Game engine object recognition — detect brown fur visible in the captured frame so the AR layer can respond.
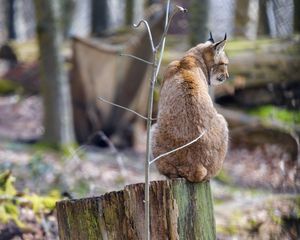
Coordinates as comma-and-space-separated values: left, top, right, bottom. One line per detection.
151, 39, 229, 182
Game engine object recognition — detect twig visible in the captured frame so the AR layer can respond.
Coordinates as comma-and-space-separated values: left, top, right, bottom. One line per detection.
133, 20, 155, 52
65, 144, 86, 164
98, 96, 156, 121
41, 213, 51, 240
150, 130, 206, 165
98, 96, 148, 120
120, 53, 154, 65
97, 131, 127, 182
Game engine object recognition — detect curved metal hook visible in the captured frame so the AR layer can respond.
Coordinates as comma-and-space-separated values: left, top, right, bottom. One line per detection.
133, 20, 155, 52
155, 5, 187, 51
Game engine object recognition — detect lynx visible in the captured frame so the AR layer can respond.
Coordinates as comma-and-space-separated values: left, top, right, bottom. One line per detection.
151, 33, 229, 182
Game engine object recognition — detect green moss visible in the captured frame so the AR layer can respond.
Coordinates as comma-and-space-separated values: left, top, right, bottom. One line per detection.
0, 79, 21, 94
283, 42, 300, 55
24, 193, 59, 213
173, 181, 216, 239
216, 210, 243, 235
215, 169, 233, 185
226, 38, 280, 57
249, 105, 300, 125
268, 208, 282, 225
217, 224, 239, 235
72, 179, 90, 196
247, 218, 258, 228
61, 143, 81, 157
214, 198, 226, 206
32, 141, 79, 156
0, 171, 17, 196
286, 195, 300, 218
11, 39, 39, 62
0, 171, 61, 227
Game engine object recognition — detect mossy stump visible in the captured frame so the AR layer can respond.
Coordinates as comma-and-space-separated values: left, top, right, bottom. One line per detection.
56, 179, 216, 240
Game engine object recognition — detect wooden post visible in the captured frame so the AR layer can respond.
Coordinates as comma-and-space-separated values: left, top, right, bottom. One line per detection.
56, 179, 216, 240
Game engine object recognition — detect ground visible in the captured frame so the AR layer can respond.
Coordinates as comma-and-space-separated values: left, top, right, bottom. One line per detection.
0, 36, 299, 239
0, 95, 299, 239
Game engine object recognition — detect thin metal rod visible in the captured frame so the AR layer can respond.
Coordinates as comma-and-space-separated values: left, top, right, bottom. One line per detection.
97, 96, 148, 120
120, 53, 154, 65
155, 0, 171, 79
129, 2, 187, 240
155, 5, 187, 52
150, 130, 207, 165
133, 19, 155, 52
144, 54, 157, 240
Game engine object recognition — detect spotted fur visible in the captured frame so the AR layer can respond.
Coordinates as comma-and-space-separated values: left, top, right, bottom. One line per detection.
151, 39, 229, 182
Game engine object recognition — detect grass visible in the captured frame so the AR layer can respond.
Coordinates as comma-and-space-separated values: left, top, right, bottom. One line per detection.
249, 105, 300, 125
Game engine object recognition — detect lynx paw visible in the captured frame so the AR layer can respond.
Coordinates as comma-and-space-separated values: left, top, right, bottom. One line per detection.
178, 164, 208, 182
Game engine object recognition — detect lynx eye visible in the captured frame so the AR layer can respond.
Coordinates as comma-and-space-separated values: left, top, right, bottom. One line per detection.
219, 63, 228, 66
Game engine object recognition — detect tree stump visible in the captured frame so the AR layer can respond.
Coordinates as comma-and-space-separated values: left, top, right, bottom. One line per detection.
56, 179, 216, 240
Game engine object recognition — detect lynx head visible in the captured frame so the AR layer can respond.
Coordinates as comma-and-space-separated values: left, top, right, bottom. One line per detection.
204, 32, 229, 86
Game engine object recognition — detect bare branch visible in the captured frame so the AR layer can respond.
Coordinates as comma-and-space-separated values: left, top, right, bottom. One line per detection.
97, 96, 148, 120
149, 130, 206, 165
133, 19, 155, 52
120, 53, 154, 65
96, 131, 127, 182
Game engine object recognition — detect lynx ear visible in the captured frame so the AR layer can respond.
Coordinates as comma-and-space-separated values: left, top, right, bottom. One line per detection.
213, 33, 227, 54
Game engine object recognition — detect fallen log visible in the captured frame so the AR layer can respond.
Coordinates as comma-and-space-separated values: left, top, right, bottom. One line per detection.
56, 179, 216, 240
216, 106, 299, 161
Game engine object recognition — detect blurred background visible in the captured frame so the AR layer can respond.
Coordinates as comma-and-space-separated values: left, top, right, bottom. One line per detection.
0, 0, 299, 239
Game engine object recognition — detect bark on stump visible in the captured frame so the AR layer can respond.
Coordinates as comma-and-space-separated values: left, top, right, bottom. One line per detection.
56, 179, 216, 240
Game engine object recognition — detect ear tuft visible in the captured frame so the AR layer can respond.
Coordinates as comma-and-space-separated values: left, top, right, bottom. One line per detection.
208, 32, 214, 43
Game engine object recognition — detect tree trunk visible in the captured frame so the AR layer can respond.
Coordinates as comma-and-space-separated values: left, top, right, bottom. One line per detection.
34, 0, 75, 147
245, 0, 259, 40
294, 0, 300, 33
126, 0, 134, 25
234, 0, 250, 37
126, 0, 144, 26
258, 0, 269, 36
56, 179, 216, 240
91, 0, 109, 36
0, 0, 8, 43
7, 0, 16, 39
189, 0, 209, 45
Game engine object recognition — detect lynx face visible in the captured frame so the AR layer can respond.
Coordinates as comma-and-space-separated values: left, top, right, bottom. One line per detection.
210, 40, 229, 86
